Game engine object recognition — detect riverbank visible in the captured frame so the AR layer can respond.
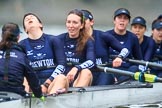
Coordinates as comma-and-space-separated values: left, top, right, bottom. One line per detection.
0, 0, 162, 27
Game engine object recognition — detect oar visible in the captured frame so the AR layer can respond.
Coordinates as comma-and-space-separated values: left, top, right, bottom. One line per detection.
97, 65, 162, 83
110, 55, 162, 69
125, 58, 162, 69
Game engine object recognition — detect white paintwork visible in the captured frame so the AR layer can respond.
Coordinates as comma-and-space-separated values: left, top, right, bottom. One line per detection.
0, 83, 162, 108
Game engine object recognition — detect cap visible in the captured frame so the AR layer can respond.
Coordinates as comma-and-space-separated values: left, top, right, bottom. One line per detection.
2, 22, 22, 37
81, 10, 93, 21
131, 16, 146, 27
152, 20, 162, 30
114, 8, 131, 19
157, 14, 162, 20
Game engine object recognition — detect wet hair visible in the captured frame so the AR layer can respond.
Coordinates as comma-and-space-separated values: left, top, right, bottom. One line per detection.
23, 13, 43, 32
0, 22, 20, 50
67, 9, 94, 53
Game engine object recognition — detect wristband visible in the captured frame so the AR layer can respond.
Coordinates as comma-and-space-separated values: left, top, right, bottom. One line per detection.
117, 55, 123, 59
75, 65, 82, 72
49, 76, 54, 82
43, 82, 50, 88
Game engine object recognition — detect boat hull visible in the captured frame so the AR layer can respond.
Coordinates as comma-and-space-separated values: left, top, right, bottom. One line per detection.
0, 82, 162, 108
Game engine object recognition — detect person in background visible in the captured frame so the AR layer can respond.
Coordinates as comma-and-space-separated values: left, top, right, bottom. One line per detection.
150, 19, 162, 77
19, 13, 68, 94
157, 14, 162, 21
131, 16, 156, 61
105, 8, 143, 82
57, 9, 95, 87
0, 22, 43, 98
81, 9, 129, 85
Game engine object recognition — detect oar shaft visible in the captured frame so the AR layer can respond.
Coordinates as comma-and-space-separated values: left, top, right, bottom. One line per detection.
110, 55, 162, 69
97, 66, 134, 77
97, 66, 162, 83
155, 77, 162, 82
126, 59, 162, 69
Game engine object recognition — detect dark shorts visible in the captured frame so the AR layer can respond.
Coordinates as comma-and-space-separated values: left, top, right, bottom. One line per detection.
114, 65, 139, 82
92, 71, 115, 86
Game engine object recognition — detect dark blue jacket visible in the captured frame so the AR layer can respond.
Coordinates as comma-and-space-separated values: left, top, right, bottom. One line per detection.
140, 35, 156, 61
0, 45, 42, 97
151, 42, 162, 71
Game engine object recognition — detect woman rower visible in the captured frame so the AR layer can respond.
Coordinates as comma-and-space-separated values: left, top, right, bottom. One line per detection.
0, 22, 43, 98
81, 9, 129, 85
19, 13, 68, 94
57, 9, 95, 88
105, 8, 143, 82
131, 16, 156, 61
150, 19, 162, 77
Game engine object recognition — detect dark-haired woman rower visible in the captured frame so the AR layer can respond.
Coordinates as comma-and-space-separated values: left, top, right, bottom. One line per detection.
0, 22, 42, 98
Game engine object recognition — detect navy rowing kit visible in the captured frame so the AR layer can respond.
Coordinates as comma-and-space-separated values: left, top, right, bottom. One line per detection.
106, 29, 143, 81
150, 42, 162, 77
57, 33, 95, 74
140, 35, 156, 61
92, 30, 129, 85
94, 30, 128, 65
19, 33, 66, 83
107, 29, 143, 67
0, 45, 42, 97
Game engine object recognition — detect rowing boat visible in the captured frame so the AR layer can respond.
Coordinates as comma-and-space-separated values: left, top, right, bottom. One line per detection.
0, 81, 162, 108
1, 65, 162, 108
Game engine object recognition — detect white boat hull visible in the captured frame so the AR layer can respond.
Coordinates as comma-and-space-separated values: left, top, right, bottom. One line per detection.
0, 82, 162, 108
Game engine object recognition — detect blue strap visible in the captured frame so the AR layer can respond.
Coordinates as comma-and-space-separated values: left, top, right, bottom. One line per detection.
138, 72, 145, 82
4, 49, 10, 81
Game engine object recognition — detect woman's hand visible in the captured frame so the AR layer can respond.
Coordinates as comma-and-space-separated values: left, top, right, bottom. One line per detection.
41, 85, 48, 94
67, 67, 78, 83
112, 57, 122, 67
41, 79, 51, 94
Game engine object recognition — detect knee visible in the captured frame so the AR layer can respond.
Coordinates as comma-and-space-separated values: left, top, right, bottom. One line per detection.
81, 69, 92, 78
55, 74, 67, 82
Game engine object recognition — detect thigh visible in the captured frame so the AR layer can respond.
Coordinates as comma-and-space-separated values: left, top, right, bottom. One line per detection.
73, 69, 92, 86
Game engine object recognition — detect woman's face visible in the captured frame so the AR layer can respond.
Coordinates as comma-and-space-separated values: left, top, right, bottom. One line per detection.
114, 14, 129, 32
131, 24, 146, 40
23, 15, 42, 33
84, 19, 94, 30
152, 28, 162, 43
66, 14, 83, 38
